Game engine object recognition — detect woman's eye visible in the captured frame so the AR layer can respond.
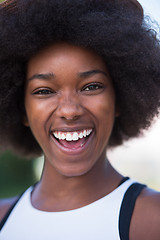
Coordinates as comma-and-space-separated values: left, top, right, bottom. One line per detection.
32, 88, 54, 95
82, 83, 104, 92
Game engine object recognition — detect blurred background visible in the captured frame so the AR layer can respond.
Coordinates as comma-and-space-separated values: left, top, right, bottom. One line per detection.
0, 0, 160, 198
108, 0, 160, 190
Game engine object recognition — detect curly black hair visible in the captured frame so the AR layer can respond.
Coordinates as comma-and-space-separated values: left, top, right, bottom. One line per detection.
0, 0, 160, 157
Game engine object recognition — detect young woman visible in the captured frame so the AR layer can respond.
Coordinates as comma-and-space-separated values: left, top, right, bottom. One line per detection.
0, 0, 160, 239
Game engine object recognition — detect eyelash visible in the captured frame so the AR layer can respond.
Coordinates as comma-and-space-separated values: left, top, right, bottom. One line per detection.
32, 88, 54, 95
32, 83, 104, 96
82, 83, 104, 92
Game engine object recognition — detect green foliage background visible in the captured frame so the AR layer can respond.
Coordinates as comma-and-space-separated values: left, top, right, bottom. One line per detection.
0, 151, 38, 198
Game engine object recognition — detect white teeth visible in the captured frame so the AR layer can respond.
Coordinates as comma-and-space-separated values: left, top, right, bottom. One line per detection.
58, 132, 62, 140
87, 129, 92, 136
66, 133, 72, 141
79, 132, 83, 139
83, 130, 87, 137
61, 133, 66, 140
72, 132, 79, 141
54, 132, 58, 138
53, 129, 93, 142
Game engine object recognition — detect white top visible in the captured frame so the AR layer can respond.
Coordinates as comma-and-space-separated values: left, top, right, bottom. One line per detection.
0, 179, 135, 240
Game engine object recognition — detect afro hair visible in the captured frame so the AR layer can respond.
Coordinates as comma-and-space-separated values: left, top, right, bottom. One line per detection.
0, 0, 160, 157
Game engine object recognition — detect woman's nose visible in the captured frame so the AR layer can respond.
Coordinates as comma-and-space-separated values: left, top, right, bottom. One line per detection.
55, 94, 84, 122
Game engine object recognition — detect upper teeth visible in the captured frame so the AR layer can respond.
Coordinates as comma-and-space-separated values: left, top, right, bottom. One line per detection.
53, 129, 93, 141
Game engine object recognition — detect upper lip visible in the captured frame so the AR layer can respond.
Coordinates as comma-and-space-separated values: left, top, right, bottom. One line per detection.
51, 126, 94, 133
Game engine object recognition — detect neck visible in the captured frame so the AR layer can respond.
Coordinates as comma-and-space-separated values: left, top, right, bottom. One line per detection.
31, 155, 122, 211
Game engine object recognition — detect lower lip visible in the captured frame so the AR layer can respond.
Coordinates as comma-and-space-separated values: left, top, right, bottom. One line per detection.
51, 132, 94, 155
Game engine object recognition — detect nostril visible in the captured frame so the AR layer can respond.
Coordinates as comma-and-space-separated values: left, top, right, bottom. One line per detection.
61, 114, 80, 121
56, 101, 83, 120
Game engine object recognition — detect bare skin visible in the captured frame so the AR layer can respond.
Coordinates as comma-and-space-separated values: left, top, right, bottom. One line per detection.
0, 43, 160, 239
1, 184, 160, 240
0, 197, 18, 221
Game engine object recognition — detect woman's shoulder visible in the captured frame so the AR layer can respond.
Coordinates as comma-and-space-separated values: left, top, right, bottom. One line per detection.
0, 196, 19, 223
130, 186, 160, 240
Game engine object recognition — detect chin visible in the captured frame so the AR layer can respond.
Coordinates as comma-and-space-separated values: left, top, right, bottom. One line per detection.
55, 162, 94, 178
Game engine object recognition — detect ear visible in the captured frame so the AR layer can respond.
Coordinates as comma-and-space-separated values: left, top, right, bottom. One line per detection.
115, 103, 120, 117
23, 115, 29, 127
115, 111, 120, 117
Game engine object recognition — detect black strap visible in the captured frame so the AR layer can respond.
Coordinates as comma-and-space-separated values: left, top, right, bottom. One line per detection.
118, 177, 130, 187
0, 180, 145, 235
119, 183, 146, 240
0, 192, 23, 231
0, 182, 38, 231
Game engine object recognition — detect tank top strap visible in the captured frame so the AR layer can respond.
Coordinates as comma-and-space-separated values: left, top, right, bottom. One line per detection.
119, 182, 146, 240
0, 177, 130, 232
0, 189, 30, 231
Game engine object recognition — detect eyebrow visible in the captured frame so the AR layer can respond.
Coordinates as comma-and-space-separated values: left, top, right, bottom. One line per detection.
78, 69, 108, 78
27, 72, 55, 81
27, 69, 108, 82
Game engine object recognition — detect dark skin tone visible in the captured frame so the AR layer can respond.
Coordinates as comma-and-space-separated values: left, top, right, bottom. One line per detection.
24, 42, 121, 211
0, 43, 160, 239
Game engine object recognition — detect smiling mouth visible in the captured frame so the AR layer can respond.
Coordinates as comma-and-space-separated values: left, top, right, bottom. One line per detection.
52, 129, 93, 150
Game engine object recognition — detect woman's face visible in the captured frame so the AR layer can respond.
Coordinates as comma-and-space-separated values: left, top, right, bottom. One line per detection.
25, 42, 117, 177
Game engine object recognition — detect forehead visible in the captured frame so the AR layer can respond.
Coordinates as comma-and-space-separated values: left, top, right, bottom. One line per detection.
27, 42, 109, 77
